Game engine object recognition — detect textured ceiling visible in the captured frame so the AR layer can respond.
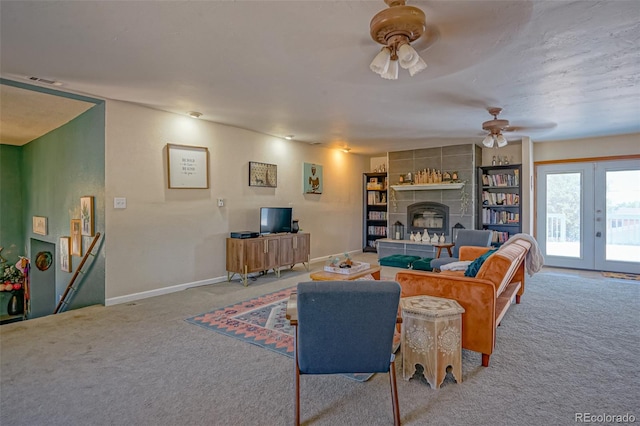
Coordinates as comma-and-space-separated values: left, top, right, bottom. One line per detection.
1, 1, 639, 153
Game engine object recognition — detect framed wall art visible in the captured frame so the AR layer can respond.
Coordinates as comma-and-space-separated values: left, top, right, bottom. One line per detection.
70, 219, 82, 256
303, 163, 323, 194
33, 216, 48, 235
249, 161, 277, 187
167, 143, 210, 189
59, 237, 71, 272
80, 196, 95, 236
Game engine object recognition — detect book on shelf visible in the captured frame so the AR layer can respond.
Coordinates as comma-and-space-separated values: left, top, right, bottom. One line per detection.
482, 171, 519, 187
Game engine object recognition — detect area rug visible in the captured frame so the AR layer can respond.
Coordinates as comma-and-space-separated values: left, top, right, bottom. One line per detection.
602, 271, 640, 281
186, 286, 398, 382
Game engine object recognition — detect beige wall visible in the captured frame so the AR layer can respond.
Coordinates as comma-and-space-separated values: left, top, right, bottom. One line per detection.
534, 133, 639, 162
104, 101, 367, 303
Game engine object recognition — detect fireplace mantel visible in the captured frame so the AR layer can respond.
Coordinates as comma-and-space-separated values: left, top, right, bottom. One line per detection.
390, 183, 464, 191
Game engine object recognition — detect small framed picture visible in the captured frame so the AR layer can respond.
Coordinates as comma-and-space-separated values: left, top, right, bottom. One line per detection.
167, 143, 210, 189
59, 237, 71, 272
303, 163, 323, 194
80, 196, 95, 236
70, 219, 82, 256
33, 216, 48, 235
249, 161, 277, 187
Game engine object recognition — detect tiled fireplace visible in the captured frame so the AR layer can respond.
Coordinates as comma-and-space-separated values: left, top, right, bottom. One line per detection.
377, 144, 481, 260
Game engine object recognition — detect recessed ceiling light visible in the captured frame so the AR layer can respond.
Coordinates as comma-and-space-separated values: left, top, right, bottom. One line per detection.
188, 111, 202, 119
342, 147, 351, 153
284, 135, 294, 140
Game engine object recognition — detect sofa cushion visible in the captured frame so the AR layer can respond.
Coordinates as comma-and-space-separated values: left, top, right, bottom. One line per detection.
379, 254, 421, 269
464, 249, 498, 277
411, 258, 433, 271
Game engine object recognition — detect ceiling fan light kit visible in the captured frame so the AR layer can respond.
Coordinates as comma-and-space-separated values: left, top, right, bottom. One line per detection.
482, 108, 512, 148
369, 0, 428, 80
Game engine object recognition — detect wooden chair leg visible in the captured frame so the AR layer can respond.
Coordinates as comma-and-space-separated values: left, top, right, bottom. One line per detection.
389, 359, 401, 426
515, 294, 521, 304
294, 326, 300, 426
482, 353, 490, 367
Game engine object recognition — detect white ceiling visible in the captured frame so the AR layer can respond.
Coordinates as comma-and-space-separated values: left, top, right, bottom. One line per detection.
1, 0, 639, 154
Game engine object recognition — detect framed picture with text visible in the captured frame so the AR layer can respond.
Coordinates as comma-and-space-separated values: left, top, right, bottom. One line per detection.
167, 143, 210, 189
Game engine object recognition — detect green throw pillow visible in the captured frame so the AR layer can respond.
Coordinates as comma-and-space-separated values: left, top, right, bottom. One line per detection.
464, 249, 498, 277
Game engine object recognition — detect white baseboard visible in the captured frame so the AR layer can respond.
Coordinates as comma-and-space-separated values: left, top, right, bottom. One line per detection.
105, 275, 228, 306
106, 249, 365, 306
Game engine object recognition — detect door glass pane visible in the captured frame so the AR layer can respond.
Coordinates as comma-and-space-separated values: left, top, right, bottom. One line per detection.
546, 173, 581, 257
605, 170, 640, 262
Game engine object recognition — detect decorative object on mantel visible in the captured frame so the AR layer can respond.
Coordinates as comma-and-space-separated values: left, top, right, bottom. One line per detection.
439, 233, 446, 243
422, 230, 430, 242
430, 233, 439, 244
391, 182, 464, 191
409, 231, 415, 241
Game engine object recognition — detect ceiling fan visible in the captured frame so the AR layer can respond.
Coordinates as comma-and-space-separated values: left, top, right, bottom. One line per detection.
481, 107, 558, 148
482, 107, 511, 148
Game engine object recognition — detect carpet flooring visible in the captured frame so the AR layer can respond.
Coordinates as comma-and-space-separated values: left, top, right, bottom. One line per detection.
186, 285, 392, 382
1, 259, 638, 426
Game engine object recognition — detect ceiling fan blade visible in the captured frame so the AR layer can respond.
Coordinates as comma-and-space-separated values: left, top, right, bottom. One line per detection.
504, 122, 558, 133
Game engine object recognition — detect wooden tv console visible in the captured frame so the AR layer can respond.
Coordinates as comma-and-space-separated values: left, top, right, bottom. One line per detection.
226, 233, 310, 286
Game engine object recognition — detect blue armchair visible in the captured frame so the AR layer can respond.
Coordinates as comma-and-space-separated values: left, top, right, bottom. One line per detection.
430, 229, 493, 271
290, 280, 402, 425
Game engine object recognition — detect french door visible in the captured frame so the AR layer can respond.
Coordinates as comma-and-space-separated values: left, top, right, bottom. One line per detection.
536, 159, 640, 273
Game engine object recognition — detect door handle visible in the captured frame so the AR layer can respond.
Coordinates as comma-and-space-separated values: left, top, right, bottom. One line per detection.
596, 232, 602, 237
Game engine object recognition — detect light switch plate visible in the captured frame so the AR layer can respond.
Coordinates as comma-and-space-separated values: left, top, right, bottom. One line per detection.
114, 197, 127, 209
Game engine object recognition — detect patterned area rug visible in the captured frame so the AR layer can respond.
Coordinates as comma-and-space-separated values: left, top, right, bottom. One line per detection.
602, 272, 640, 281
186, 286, 396, 382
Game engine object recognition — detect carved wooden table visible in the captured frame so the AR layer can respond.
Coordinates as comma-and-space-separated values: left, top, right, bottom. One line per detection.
400, 295, 465, 389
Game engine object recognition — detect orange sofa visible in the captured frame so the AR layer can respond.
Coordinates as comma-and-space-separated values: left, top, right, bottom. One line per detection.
395, 238, 532, 367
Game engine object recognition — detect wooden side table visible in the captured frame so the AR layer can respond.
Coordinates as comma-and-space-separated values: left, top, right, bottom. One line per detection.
433, 243, 454, 258
400, 295, 465, 389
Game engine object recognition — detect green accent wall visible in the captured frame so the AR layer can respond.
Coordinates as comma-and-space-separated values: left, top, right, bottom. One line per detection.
21, 103, 106, 310
0, 145, 25, 264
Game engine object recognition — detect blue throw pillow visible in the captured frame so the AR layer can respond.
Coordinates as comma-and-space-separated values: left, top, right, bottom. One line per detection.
464, 249, 498, 277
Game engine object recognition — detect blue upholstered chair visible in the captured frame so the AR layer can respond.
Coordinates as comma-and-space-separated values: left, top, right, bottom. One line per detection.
430, 229, 493, 271
292, 280, 401, 426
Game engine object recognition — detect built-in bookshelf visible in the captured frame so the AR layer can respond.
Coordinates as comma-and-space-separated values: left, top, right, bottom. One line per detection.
363, 172, 388, 252
477, 164, 522, 245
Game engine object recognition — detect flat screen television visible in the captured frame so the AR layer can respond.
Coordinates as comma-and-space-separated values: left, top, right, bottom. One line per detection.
260, 207, 293, 235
